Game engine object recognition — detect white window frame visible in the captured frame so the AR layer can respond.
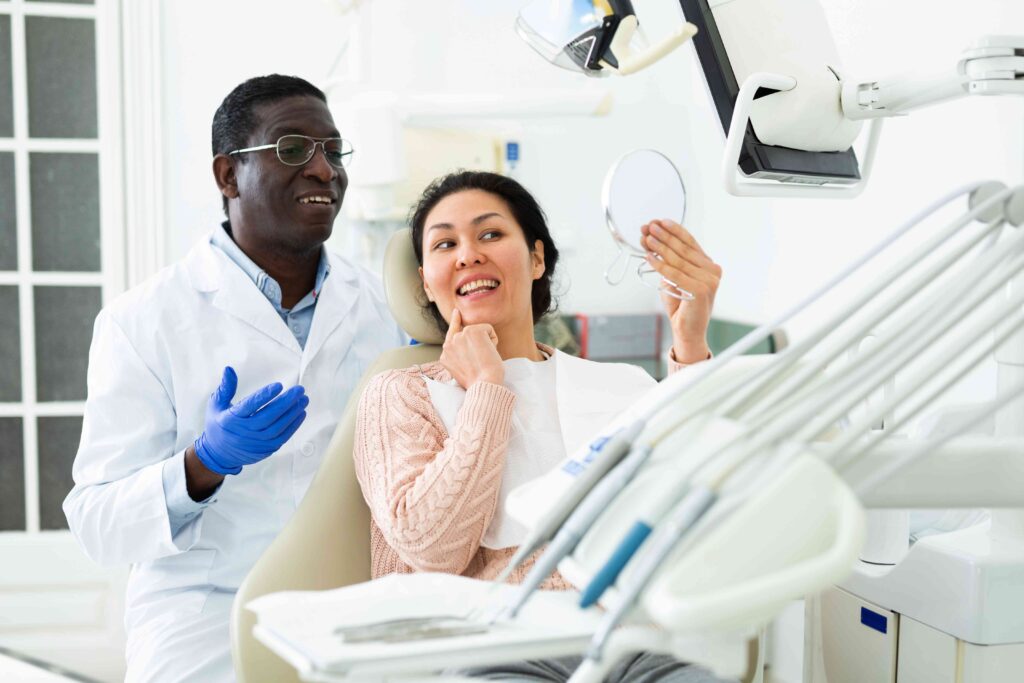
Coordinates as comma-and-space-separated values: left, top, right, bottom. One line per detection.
0, 0, 125, 535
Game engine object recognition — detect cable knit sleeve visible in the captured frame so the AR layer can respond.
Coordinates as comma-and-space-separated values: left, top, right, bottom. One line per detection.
354, 369, 516, 574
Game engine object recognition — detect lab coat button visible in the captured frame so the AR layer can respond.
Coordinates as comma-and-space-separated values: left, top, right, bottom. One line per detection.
301, 442, 315, 457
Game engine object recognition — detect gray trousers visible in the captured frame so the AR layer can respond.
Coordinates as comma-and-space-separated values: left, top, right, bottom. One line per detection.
446, 653, 738, 682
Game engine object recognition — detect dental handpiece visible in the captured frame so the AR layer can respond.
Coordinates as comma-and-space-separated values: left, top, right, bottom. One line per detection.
578, 479, 692, 609
579, 417, 750, 609
498, 442, 655, 620
492, 419, 647, 588
583, 485, 717, 662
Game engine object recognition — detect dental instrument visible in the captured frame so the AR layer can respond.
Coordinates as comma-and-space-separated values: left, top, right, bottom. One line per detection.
493, 420, 647, 586
718, 185, 1013, 423
499, 443, 654, 619
568, 185, 1024, 629
497, 181, 1017, 623
571, 202, 1024, 674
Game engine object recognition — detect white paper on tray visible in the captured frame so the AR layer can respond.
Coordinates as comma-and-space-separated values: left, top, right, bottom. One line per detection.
248, 573, 604, 677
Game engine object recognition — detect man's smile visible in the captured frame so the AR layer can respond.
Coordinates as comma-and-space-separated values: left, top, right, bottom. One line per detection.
296, 190, 337, 206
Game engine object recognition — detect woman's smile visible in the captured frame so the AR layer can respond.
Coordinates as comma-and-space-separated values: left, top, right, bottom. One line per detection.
456, 275, 502, 300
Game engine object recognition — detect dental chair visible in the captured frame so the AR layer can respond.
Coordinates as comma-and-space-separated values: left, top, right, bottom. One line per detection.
231, 228, 443, 683
232, 229, 774, 683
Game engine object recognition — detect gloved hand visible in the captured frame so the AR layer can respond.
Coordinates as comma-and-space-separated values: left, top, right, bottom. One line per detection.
194, 367, 309, 475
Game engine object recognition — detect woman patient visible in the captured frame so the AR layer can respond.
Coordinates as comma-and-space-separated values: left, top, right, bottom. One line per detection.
354, 171, 727, 681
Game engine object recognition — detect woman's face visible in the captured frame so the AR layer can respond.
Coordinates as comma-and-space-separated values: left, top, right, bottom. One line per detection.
420, 189, 545, 330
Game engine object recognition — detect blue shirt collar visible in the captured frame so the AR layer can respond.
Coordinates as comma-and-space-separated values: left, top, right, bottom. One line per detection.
212, 222, 330, 312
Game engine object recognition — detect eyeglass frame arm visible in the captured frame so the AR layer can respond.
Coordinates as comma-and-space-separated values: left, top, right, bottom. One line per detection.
226, 135, 354, 164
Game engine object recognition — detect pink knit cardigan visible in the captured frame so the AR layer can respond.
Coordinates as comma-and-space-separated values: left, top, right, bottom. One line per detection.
353, 359, 572, 590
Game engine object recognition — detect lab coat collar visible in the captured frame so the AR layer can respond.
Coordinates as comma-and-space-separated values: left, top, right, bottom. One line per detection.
185, 231, 362, 358
209, 245, 303, 355
299, 251, 361, 375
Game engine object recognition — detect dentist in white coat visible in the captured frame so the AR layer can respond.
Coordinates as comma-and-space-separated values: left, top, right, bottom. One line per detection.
63, 75, 404, 682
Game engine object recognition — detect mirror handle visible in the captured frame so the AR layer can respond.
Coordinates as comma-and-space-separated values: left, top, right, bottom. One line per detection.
604, 248, 631, 286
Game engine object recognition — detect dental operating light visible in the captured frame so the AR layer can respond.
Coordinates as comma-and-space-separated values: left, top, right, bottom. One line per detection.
516, 0, 697, 76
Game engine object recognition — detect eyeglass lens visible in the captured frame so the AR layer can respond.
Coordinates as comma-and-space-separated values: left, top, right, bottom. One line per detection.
276, 135, 352, 168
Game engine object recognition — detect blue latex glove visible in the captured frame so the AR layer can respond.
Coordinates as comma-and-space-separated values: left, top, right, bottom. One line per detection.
194, 367, 309, 475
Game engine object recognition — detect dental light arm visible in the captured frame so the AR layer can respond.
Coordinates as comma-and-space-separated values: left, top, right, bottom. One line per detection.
602, 16, 697, 75
842, 36, 1024, 120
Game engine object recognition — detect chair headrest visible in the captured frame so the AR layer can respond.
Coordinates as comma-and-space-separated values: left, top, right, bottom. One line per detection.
383, 228, 445, 345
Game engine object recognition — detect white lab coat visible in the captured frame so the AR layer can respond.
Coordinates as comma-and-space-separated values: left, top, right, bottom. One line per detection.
63, 232, 404, 682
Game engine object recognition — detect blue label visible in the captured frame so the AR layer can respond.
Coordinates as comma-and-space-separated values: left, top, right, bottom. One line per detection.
860, 607, 887, 634
561, 434, 614, 476
505, 141, 520, 162
562, 461, 584, 476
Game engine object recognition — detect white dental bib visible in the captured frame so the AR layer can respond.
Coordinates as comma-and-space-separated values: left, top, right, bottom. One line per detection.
423, 348, 655, 549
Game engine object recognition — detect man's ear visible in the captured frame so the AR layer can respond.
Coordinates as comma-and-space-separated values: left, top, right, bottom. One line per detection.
531, 239, 546, 280
212, 155, 239, 200
419, 266, 435, 302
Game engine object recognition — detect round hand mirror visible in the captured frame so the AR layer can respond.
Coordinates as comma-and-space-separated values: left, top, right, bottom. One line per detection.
601, 149, 691, 299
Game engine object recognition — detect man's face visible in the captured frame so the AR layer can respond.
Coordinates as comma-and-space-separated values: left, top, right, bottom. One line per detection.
228, 95, 348, 254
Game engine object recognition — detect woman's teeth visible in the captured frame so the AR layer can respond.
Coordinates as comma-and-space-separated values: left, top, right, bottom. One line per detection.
458, 279, 499, 296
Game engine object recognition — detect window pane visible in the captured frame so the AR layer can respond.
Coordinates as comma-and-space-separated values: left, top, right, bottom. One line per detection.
0, 417, 25, 531
25, 16, 97, 139
38, 416, 81, 530
0, 286, 20, 402
0, 152, 15, 270
30, 153, 101, 272
0, 16, 12, 137
34, 286, 100, 402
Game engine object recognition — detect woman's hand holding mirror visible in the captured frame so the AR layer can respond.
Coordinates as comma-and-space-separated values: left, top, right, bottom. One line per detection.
641, 219, 721, 364
602, 148, 720, 363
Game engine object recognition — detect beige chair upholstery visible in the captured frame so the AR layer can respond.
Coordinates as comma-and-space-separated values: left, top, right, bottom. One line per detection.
231, 228, 443, 683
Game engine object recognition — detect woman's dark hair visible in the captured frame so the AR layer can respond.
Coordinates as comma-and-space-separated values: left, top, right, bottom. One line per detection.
409, 171, 560, 332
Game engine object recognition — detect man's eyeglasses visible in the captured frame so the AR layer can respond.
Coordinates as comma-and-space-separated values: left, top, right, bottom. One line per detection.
228, 135, 354, 168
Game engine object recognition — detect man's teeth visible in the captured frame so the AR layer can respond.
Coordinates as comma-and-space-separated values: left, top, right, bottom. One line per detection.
298, 196, 334, 204
458, 279, 499, 295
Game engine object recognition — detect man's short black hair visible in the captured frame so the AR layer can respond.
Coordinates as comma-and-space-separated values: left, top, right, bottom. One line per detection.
211, 74, 327, 214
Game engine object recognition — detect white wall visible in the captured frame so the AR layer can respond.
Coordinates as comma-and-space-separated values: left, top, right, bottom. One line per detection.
158, 0, 1023, 331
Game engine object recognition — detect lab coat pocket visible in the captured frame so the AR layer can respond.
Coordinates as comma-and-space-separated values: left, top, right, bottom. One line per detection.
142, 548, 218, 616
